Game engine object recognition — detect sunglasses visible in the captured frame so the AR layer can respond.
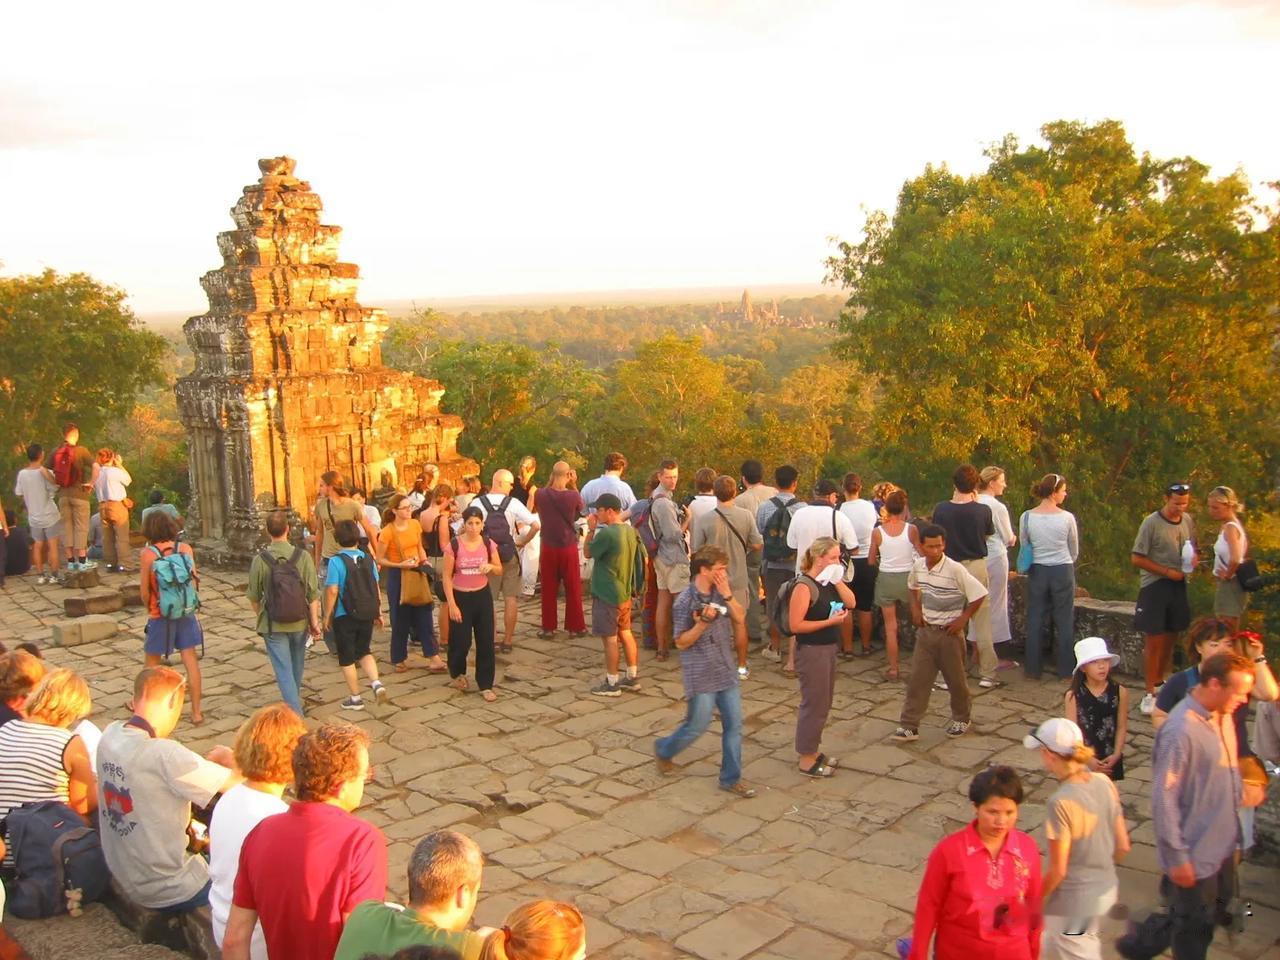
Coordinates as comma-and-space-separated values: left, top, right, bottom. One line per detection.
1166, 483, 1191, 494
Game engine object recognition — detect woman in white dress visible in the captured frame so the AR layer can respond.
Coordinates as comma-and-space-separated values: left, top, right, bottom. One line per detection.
974, 466, 1016, 666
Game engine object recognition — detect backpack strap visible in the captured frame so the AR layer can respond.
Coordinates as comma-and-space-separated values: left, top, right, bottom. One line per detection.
289, 545, 304, 566
498, 494, 513, 513
474, 496, 492, 515
715, 508, 749, 554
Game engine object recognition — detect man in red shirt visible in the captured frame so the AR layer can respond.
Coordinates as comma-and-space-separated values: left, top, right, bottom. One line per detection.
222, 722, 387, 960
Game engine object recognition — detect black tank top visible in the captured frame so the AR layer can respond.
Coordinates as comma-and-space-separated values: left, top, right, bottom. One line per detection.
797, 579, 841, 646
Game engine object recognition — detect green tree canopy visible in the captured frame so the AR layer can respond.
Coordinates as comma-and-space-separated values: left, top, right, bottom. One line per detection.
826, 120, 1280, 587
0, 269, 168, 468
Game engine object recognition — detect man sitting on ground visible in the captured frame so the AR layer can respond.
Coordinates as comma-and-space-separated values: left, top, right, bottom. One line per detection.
335, 829, 491, 960
97, 666, 240, 913
0, 649, 48, 728
223, 721, 387, 960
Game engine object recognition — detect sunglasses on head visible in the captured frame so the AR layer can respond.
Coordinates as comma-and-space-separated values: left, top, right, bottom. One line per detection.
1166, 483, 1191, 494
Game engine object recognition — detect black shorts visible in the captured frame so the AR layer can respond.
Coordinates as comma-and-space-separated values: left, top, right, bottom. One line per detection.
1133, 578, 1190, 635
333, 615, 374, 667
849, 558, 878, 612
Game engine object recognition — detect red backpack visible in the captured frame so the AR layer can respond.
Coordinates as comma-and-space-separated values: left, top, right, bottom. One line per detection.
52, 444, 78, 488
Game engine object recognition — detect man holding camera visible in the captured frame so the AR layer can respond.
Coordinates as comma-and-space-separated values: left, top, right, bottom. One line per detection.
653, 545, 756, 798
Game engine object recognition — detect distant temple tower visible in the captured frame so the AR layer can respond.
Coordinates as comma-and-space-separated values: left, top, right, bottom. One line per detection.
176, 157, 477, 559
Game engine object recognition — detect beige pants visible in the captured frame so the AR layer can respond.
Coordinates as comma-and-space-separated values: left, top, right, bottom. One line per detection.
961, 557, 996, 679
100, 501, 131, 569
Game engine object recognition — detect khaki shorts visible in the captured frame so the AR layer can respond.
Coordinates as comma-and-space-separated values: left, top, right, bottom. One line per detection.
654, 557, 690, 593
874, 570, 911, 607
488, 554, 522, 599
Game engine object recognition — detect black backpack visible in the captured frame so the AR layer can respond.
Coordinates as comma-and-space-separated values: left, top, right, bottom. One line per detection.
4, 800, 110, 918
339, 552, 380, 621
259, 546, 309, 626
769, 573, 823, 637
762, 497, 802, 562
474, 495, 519, 561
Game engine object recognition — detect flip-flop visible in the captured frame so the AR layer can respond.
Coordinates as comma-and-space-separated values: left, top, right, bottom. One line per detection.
799, 760, 834, 778
815, 753, 840, 770
452, 676, 469, 692
427, 663, 448, 674
481, 689, 497, 702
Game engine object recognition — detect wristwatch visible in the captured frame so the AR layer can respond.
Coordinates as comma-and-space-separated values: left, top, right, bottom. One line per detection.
1256, 656, 1269, 664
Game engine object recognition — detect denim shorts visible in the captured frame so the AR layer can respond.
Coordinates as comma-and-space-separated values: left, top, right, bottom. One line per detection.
144, 616, 203, 656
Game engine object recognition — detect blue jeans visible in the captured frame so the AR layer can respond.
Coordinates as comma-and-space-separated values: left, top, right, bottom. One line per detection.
385, 567, 437, 663
264, 630, 307, 715
1025, 562, 1076, 679
655, 686, 743, 787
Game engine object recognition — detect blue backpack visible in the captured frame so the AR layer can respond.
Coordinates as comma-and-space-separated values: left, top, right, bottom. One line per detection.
4, 800, 110, 918
148, 544, 200, 619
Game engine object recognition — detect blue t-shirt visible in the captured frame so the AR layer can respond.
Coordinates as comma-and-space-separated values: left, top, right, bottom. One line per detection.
324, 549, 380, 619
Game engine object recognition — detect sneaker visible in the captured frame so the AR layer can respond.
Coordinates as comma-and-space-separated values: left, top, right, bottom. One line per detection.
1139, 693, 1156, 715
36, 574, 48, 585
617, 676, 642, 693
66, 561, 80, 573
719, 781, 757, 798
80, 559, 97, 570
371, 681, 389, 703
305, 636, 315, 650
889, 727, 919, 742
341, 696, 365, 711
945, 720, 971, 737
978, 677, 1002, 689
654, 748, 675, 775
933, 678, 949, 691
591, 679, 622, 698
737, 665, 750, 680
760, 645, 781, 663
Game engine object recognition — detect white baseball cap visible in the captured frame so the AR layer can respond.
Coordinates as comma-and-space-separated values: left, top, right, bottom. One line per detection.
1073, 636, 1120, 673
1023, 717, 1084, 756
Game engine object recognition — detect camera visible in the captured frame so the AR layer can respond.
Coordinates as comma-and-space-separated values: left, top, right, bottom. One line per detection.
692, 601, 728, 620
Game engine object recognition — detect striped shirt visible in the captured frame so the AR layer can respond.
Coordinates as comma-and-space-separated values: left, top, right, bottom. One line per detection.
0, 719, 74, 863
907, 555, 988, 626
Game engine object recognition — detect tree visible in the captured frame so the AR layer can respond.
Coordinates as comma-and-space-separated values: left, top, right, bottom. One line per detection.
0, 269, 168, 469
826, 120, 1280, 591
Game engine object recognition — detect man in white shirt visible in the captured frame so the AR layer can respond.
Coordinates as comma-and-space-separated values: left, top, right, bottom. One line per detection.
786, 479, 858, 576
14, 443, 63, 584
472, 470, 540, 653
687, 468, 718, 526
839, 473, 879, 658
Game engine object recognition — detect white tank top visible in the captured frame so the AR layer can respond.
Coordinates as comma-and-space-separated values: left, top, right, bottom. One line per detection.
877, 523, 916, 573
1214, 520, 1246, 576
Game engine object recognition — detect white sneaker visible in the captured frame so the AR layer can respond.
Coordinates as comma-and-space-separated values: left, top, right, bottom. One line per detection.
371, 681, 389, 703
933, 678, 949, 691
1140, 693, 1156, 715
36, 574, 48, 585
760, 646, 781, 663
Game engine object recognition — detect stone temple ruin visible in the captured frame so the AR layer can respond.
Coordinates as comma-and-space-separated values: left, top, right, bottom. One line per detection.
176, 157, 477, 559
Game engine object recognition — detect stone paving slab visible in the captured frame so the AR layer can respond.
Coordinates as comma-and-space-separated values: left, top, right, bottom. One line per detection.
1, 566, 1278, 958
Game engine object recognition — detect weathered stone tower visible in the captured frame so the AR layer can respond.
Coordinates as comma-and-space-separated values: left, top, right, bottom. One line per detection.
176, 157, 477, 559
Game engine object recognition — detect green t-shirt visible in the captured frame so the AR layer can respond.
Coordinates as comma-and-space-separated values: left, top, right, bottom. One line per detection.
589, 522, 641, 604
1132, 509, 1195, 589
334, 901, 486, 960
246, 540, 320, 635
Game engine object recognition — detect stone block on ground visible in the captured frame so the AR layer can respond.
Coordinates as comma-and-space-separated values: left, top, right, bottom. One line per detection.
60, 567, 102, 590
52, 615, 119, 647
65, 589, 124, 617
119, 583, 144, 607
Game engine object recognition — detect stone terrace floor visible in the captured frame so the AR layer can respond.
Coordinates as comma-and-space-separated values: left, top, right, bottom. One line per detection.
2, 566, 1278, 960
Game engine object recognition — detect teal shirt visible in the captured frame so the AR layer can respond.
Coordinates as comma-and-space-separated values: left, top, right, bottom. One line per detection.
334, 901, 486, 960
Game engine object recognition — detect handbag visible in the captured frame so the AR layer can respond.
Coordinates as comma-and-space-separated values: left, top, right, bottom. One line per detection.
1239, 754, 1269, 808
1235, 558, 1264, 592
1016, 513, 1034, 574
400, 566, 433, 606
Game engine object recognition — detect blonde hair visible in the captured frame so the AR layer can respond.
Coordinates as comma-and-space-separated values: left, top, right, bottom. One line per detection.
802, 536, 840, 573
1208, 486, 1241, 511
977, 466, 1005, 492
480, 900, 585, 960
25, 669, 92, 729
233, 703, 307, 783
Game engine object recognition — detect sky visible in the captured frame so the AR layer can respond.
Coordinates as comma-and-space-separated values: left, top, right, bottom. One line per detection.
2, 0, 1278, 317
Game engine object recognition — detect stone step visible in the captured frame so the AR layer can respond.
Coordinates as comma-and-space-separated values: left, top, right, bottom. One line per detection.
52, 614, 119, 647
65, 589, 124, 617
61, 567, 102, 590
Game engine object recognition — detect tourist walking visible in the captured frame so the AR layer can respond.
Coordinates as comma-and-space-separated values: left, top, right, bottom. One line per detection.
536, 461, 587, 638
932, 465, 998, 688
1064, 637, 1128, 781
1131, 482, 1196, 714
908, 766, 1041, 960
868, 488, 919, 681
322, 520, 389, 711
443, 506, 502, 702
50, 423, 97, 572
209, 704, 307, 960
93, 448, 132, 573
653, 545, 755, 797
790, 536, 857, 777
1020, 473, 1080, 679
1207, 486, 1249, 630
13, 443, 62, 583
890, 524, 986, 743
839, 473, 879, 659
584, 493, 644, 697
975, 466, 1016, 659
246, 511, 322, 715
1151, 652, 1255, 960
139, 511, 204, 724
314, 470, 379, 653
377, 494, 443, 674
1024, 718, 1129, 960
514, 456, 541, 596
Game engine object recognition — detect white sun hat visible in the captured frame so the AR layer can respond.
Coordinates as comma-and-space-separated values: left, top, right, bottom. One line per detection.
1023, 717, 1085, 756
1073, 636, 1120, 673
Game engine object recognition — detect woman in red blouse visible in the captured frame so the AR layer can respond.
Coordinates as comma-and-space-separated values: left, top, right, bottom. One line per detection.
909, 766, 1042, 960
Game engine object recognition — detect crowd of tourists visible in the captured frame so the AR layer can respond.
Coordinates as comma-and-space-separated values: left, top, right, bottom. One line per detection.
1, 442, 1277, 960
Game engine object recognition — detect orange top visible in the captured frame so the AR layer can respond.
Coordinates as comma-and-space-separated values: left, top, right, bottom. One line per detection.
378, 522, 425, 565
139, 540, 196, 619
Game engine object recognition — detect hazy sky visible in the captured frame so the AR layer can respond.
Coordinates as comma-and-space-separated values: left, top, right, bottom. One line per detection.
2, 0, 1277, 315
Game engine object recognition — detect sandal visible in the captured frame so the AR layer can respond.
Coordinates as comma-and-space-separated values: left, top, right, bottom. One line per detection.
799, 759, 834, 778
656, 650, 669, 662
481, 689, 498, 703
452, 676, 469, 692
499, 642, 513, 654
815, 753, 840, 770
426, 662, 448, 674
782, 666, 797, 678
536, 630, 556, 639
394, 662, 409, 674
882, 667, 900, 681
